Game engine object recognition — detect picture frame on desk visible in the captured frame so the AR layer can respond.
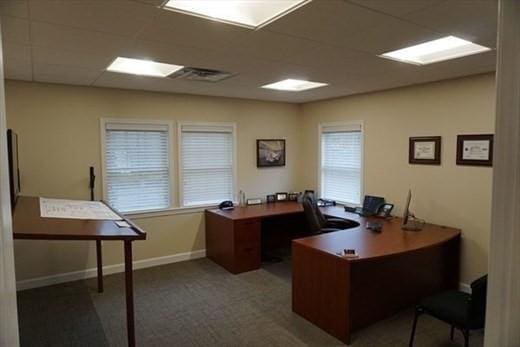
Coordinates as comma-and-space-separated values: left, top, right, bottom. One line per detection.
288, 193, 299, 201
266, 194, 276, 203
456, 134, 493, 167
276, 192, 288, 201
409, 136, 441, 165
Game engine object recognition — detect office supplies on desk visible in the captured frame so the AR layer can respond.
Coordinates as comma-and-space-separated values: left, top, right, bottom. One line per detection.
317, 198, 336, 207
366, 221, 383, 232
247, 198, 262, 205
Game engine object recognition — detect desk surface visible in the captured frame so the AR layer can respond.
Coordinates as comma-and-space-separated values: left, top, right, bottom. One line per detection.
12, 196, 146, 240
208, 202, 304, 220
207, 202, 460, 262
299, 205, 459, 262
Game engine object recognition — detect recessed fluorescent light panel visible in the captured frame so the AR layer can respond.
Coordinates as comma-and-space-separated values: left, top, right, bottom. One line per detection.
261, 79, 328, 91
380, 36, 491, 65
162, 0, 310, 29
106, 57, 184, 77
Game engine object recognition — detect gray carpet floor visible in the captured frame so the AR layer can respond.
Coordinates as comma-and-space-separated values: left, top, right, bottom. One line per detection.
17, 258, 484, 346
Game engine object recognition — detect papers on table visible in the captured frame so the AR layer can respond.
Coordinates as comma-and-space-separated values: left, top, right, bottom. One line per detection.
40, 198, 123, 220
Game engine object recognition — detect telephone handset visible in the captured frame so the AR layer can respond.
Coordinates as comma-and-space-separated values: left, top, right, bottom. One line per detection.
376, 203, 394, 218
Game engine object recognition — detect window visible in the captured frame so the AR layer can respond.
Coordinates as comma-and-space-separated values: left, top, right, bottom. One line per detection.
179, 123, 236, 207
319, 122, 363, 205
103, 120, 171, 213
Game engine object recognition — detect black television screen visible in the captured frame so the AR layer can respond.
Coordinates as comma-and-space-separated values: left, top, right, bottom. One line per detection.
7, 129, 20, 207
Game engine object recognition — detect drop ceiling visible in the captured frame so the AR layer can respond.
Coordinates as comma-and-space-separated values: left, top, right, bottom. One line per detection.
0, 0, 497, 103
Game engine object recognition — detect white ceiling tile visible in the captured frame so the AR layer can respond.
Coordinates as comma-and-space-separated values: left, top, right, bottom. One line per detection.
28, 0, 158, 37
2, 43, 32, 80
405, 0, 498, 47
0, 0, 29, 18
137, 8, 256, 51
265, 0, 393, 47
122, 39, 209, 67
347, 0, 444, 17
32, 46, 114, 71
33, 63, 101, 86
31, 21, 132, 55
0, 16, 30, 44
0, 0, 498, 103
93, 71, 198, 94
342, 18, 441, 54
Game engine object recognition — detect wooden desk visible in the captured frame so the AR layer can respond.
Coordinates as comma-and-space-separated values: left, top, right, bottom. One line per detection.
12, 196, 146, 347
205, 202, 309, 273
292, 206, 460, 344
206, 203, 460, 344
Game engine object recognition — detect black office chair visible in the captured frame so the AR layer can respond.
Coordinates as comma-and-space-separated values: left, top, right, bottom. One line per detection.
302, 193, 357, 234
409, 275, 487, 347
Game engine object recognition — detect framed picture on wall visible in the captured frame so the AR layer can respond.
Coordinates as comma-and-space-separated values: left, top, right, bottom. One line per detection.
456, 134, 494, 166
257, 139, 286, 167
409, 136, 441, 165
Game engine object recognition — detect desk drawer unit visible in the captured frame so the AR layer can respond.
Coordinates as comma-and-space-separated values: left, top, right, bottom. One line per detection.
233, 219, 261, 273
205, 210, 261, 274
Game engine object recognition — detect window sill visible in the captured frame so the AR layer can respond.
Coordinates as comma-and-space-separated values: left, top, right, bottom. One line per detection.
124, 204, 219, 219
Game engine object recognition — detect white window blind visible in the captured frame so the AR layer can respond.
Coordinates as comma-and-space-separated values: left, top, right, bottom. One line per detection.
104, 122, 170, 213
320, 123, 362, 205
180, 124, 234, 207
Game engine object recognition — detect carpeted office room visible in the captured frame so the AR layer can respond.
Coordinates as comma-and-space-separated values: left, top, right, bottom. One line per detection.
1, 1, 519, 346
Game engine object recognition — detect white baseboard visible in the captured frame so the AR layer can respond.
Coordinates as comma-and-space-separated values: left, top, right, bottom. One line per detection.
16, 249, 206, 291
459, 282, 471, 293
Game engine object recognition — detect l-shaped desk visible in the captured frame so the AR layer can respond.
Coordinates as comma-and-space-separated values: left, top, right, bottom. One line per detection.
205, 202, 460, 344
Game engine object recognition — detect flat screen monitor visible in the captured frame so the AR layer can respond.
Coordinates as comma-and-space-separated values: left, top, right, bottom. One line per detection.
7, 129, 20, 208
402, 189, 412, 226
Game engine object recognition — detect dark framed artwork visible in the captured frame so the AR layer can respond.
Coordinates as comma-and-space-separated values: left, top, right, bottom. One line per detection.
409, 136, 441, 165
257, 139, 286, 167
456, 134, 494, 166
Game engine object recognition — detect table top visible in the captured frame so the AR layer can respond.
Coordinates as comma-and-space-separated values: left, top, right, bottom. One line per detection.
12, 196, 146, 241
207, 202, 460, 262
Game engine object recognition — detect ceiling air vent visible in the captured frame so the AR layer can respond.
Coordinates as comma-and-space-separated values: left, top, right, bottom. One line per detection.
169, 67, 236, 82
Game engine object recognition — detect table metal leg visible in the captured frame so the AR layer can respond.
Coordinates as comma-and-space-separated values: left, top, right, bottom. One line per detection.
96, 240, 103, 293
124, 240, 135, 347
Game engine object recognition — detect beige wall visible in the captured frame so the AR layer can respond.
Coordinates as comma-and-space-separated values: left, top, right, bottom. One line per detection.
6, 74, 495, 285
300, 73, 495, 284
5, 80, 302, 281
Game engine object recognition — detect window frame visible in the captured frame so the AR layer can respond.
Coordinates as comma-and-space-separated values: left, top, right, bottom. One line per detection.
100, 118, 175, 214
177, 121, 238, 208
317, 121, 364, 207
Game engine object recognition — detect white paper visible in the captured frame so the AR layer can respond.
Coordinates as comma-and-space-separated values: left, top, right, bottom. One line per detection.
462, 140, 490, 160
40, 198, 122, 220
414, 141, 436, 159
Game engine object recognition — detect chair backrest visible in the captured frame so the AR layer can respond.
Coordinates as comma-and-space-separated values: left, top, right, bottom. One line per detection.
302, 193, 322, 234
469, 274, 487, 327
304, 192, 328, 227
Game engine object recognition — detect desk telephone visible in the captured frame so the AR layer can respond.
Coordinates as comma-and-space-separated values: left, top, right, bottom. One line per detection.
345, 195, 394, 218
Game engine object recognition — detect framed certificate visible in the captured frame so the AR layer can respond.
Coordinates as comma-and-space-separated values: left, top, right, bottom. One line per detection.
457, 134, 494, 166
409, 136, 441, 165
